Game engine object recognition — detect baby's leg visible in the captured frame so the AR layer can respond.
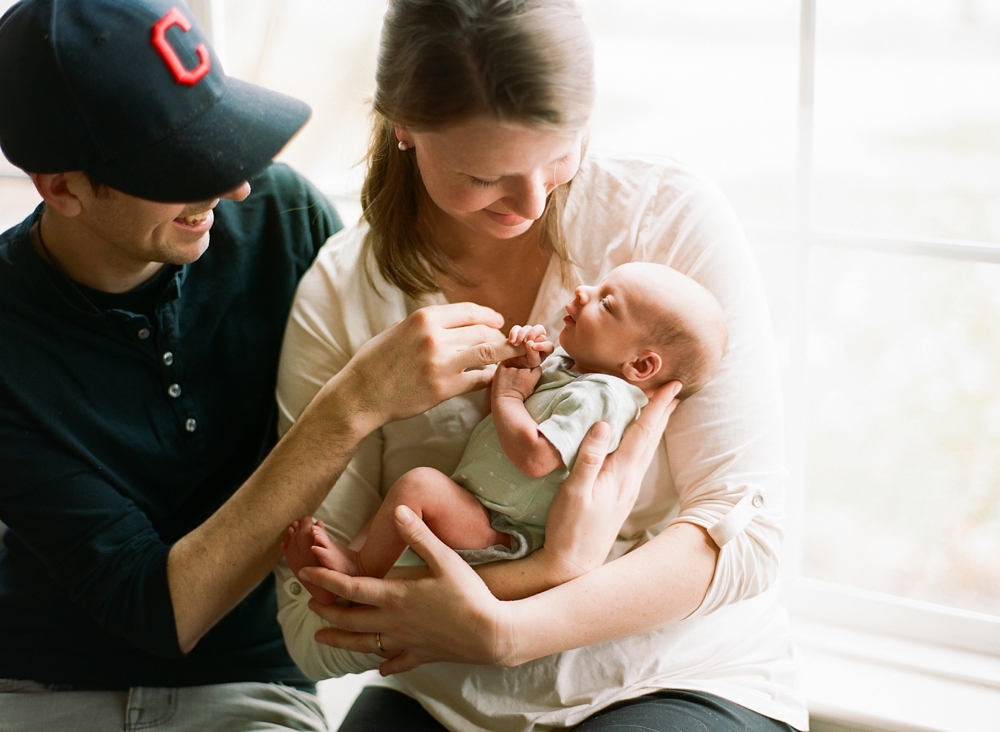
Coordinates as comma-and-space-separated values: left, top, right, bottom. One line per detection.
353, 467, 510, 578
281, 516, 339, 605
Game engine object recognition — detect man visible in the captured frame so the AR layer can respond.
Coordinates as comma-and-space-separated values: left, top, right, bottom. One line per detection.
0, 0, 346, 727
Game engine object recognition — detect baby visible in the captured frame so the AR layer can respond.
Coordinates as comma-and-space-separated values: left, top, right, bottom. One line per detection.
283, 262, 728, 602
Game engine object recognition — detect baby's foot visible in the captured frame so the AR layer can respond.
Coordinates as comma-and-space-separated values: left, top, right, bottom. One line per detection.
310, 521, 362, 578
281, 516, 339, 604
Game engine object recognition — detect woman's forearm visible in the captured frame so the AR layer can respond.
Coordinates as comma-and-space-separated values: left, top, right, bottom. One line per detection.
499, 521, 718, 665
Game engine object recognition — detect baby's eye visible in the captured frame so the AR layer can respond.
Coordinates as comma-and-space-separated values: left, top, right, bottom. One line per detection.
599, 297, 610, 311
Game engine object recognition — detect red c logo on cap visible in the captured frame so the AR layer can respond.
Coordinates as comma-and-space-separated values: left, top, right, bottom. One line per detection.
151, 7, 211, 86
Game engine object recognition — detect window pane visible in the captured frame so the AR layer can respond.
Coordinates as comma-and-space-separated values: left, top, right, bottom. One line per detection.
220, 1, 800, 230
803, 245, 1000, 616
812, 0, 1000, 243
223, 1, 384, 206
583, 0, 801, 229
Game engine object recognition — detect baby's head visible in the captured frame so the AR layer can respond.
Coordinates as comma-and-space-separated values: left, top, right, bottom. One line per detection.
559, 263, 728, 399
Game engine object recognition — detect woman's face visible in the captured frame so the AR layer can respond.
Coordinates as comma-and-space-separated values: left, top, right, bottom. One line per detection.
399, 117, 583, 242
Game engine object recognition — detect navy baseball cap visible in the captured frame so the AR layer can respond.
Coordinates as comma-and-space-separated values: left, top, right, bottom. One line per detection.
0, 0, 311, 202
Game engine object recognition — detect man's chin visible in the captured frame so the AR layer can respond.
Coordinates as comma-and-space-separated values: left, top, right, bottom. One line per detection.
165, 234, 212, 265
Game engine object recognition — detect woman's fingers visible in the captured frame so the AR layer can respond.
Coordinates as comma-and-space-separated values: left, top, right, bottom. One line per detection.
391, 505, 453, 577
299, 566, 388, 614
379, 650, 425, 676
570, 420, 611, 476
604, 380, 681, 484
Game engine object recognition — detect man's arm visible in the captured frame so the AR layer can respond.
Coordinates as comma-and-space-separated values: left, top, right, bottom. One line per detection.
168, 304, 519, 652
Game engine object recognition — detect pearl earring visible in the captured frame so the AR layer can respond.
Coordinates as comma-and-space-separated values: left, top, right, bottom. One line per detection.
397, 140, 408, 151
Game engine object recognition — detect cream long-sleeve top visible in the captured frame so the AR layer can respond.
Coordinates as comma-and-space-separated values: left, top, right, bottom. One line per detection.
273, 155, 809, 732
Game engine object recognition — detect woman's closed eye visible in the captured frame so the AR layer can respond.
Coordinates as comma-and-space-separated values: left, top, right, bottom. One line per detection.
470, 176, 500, 188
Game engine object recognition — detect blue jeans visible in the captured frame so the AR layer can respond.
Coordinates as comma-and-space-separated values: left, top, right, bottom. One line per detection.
0, 680, 327, 731
337, 687, 799, 732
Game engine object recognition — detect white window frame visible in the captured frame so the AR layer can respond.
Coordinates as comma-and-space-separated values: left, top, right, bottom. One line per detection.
778, 2, 1000, 729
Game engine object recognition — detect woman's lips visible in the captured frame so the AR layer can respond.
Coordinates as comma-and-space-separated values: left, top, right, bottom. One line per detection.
484, 209, 529, 227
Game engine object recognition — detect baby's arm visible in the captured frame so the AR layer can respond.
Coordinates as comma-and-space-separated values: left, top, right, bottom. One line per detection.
492, 325, 562, 478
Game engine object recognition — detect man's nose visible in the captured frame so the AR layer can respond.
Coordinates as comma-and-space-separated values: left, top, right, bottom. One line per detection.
220, 181, 251, 201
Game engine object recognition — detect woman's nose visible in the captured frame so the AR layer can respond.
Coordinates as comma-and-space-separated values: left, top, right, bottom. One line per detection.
508, 172, 550, 221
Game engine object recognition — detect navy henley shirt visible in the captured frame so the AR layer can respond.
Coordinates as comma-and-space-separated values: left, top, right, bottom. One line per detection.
0, 163, 341, 689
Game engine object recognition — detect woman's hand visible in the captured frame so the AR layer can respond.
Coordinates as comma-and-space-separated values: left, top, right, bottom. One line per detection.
299, 504, 514, 675
533, 380, 683, 585
326, 303, 522, 434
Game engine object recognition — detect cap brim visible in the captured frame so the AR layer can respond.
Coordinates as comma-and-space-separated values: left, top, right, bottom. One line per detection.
87, 78, 311, 203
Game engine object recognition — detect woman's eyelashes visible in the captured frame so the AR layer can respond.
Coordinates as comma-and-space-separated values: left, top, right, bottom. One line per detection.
470, 176, 500, 188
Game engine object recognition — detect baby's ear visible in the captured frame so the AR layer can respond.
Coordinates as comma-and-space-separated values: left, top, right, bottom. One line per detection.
622, 351, 662, 383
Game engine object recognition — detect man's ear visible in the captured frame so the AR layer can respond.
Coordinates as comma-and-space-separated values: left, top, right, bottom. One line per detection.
622, 350, 663, 383
30, 172, 85, 218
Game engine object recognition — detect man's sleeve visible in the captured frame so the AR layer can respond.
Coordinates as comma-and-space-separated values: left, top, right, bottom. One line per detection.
0, 398, 182, 658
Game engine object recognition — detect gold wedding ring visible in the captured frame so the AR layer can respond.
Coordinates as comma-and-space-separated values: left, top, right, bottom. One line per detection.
375, 632, 385, 653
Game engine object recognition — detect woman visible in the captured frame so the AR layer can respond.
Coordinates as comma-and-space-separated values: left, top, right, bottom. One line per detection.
274, 1, 807, 730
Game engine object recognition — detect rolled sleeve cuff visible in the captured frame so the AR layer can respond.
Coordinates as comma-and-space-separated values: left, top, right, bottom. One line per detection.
667, 490, 778, 618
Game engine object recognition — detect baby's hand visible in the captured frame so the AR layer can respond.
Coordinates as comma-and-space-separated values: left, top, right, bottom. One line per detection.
504, 324, 555, 369
493, 361, 544, 402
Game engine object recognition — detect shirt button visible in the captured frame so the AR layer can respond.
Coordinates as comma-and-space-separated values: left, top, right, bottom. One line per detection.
752, 494, 765, 508
168, 383, 182, 398
185, 418, 197, 432
290, 582, 302, 596
162, 351, 174, 366
137, 328, 150, 339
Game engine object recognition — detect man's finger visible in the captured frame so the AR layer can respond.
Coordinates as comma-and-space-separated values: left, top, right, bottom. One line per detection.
432, 302, 505, 329
457, 339, 521, 369
456, 367, 496, 395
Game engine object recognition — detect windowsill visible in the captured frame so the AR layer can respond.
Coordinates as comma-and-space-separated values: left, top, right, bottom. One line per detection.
787, 582, 1000, 732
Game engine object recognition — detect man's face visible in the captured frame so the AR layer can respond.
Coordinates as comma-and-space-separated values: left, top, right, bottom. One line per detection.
75, 180, 250, 267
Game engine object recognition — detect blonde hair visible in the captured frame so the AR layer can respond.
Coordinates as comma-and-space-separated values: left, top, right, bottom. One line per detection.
361, 0, 595, 297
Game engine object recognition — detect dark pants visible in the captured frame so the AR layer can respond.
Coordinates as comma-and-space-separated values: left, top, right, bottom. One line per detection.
338, 686, 798, 732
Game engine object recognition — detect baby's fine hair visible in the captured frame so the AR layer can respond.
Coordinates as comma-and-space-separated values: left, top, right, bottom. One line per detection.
630, 264, 728, 400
